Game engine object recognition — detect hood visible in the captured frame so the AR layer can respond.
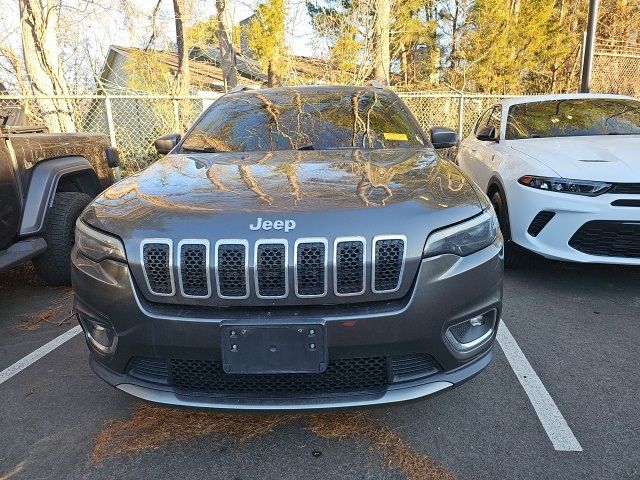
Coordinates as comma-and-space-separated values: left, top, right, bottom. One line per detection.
83, 148, 483, 242
83, 148, 486, 308
508, 136, 640, 182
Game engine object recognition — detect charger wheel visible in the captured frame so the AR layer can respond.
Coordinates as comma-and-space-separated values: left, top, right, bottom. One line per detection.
490, 190, 527, 269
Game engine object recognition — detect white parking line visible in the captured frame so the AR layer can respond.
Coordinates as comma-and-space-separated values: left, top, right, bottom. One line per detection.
497, 321, 583, 452
0, 325, 82, 386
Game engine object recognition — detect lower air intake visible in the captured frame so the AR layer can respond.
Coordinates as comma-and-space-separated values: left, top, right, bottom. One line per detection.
569, 221, 640, 258
527, 211, 555, 237
170, 357, 388, 396
390, 354, 439, 382
127, 354, 440, 397
127, 357, 169, 385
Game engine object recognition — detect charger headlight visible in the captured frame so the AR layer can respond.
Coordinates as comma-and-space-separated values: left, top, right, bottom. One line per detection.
423, 209, 499, 257
518, 176, 611, 196
75, 219, 126, 263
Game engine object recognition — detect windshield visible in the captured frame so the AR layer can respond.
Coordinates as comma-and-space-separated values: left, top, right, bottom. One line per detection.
505, 98, 640, 140
180, 89, 427, 152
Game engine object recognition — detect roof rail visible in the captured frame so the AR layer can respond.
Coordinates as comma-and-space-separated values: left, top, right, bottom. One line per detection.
364, 80, 387, 89
228, 84, 249, 94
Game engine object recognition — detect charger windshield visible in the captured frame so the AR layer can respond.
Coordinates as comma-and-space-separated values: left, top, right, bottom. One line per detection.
505, 98, 640, 140
180, 88, 426, 152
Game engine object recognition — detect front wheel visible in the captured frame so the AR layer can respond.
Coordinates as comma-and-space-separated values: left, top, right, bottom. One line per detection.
490, 190, 527, 269
33, 192, 92, 285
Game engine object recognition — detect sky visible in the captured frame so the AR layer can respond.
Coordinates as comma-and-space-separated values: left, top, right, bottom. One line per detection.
0, 0, 316, 91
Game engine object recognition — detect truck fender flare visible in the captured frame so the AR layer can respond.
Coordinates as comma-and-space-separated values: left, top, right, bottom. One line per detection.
20, 156, 94, 236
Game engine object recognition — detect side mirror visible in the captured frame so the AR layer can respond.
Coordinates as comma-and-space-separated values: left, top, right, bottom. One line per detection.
154, 133, 181, 155
476, 126, 498, 142
430, 127, 459, 149
105, 147, 120, 168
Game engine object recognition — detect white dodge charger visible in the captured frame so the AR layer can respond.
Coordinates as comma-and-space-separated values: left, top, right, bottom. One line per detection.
457, 93, 640, 267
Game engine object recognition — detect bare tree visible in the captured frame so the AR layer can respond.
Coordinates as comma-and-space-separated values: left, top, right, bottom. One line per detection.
145, 0, 163, 50
172, 0, 190, 95
372, 0, 391, 84
19, 0, 75, 132
216, 0, 238, 90
0, 45, 28, 95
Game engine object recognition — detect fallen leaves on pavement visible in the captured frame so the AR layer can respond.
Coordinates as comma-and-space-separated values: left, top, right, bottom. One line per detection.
92, 404, 455, 480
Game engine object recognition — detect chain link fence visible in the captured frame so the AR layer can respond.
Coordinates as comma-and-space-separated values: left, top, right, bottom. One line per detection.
0, 94, 222, 174
592, 54, 640, 96
2, 92, 510, 173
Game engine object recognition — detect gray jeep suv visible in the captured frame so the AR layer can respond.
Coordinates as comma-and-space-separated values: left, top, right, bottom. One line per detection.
71, 85, 503, 410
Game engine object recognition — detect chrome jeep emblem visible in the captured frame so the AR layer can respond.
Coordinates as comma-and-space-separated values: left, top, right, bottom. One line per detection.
249, 217, 296, 232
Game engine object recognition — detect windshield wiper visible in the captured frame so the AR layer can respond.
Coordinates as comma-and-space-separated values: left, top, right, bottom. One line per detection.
181, 146, 217, 153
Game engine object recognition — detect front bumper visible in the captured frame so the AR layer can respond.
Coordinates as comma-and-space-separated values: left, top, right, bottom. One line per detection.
71, 239, 503, 410
508, 184, 640, 264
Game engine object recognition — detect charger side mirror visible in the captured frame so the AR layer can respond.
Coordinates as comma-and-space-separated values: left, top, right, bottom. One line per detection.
430, 126, 459, 149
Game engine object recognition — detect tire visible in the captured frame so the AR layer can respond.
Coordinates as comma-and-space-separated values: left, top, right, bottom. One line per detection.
33, 191, 92, 285
490, 190, 528, 269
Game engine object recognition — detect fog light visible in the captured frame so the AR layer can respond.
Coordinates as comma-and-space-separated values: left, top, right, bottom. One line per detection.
78, 314, 117, 354
445, 310, 496, 352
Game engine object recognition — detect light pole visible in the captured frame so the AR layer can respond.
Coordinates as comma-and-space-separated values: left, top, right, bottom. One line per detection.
580, 0, 599, 93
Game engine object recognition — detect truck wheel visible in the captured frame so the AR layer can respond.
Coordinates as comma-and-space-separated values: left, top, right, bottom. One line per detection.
490, 190, 527, 269
33, 192, 92, 286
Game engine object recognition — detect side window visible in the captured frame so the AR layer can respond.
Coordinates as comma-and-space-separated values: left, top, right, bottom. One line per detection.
487, 106, 502, 138
474, 109, 492, 135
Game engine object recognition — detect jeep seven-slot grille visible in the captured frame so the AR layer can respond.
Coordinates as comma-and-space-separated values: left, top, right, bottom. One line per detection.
179, 243, 209, 297
335, 239, 365, 295
217, 243, 248, 298
142, 242, 173, 295
296, 241, 326, 296
256, 243, 287, 297
141, 236, 406, 300
373, 238, 405, 292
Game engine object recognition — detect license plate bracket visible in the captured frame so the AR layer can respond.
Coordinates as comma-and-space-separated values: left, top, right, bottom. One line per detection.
221, 324, 326, 374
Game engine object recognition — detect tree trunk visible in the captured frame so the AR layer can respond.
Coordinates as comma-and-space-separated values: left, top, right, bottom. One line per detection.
267, 60, 275, 87
450, 0, 460, 71
172, 0, 190, 95
510, 0, 521, 21
400, 45, 408, 85
19, 0, 75, 132
372, 0, 391, 84
216, 0, 238, 90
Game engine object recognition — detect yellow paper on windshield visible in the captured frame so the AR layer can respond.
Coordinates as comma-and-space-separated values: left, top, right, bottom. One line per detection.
383, 132, 408, 141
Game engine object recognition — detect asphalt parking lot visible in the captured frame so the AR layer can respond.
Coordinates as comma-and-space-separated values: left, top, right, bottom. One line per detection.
1, 259, 639, 480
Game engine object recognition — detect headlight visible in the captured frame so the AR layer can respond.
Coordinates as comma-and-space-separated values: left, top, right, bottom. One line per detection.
75, 219, 126, 262
518, 176, 612, 196
423, 209, 498, 257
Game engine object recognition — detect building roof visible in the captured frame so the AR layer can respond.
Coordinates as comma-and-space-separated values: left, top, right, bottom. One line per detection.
98, 45, 350, 94
98, 45, 263, 93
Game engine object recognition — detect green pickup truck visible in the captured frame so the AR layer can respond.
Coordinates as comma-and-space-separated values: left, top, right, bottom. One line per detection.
0, 104, 118, 284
